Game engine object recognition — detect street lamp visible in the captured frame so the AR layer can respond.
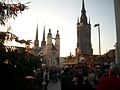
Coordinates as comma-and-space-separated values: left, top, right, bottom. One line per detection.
94, 24, 101, 56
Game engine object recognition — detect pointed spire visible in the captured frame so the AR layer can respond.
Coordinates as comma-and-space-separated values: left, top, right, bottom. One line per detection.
48, 28, 52, 35
80, 0, 87, 24
41, 25, 46, 46
34, 24, 39, 47
35, 24, 38, 41
81, 0, 86, 14
70, 52, 71, 56
47, 28, 52, 38
43, 25, 45, 41
56, 30, 60, 38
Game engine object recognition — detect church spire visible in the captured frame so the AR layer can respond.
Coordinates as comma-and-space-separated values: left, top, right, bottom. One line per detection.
56, 30, 60, 38
35, 24, 38, 41
81, 0, 86, 14
34, 24, 39, 47
43, 25, 45, 41
48, 28, 52, 37
80, 0, 87, 24
41, 25, 46, 46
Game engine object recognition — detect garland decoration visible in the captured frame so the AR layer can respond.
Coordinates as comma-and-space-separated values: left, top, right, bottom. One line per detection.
0, 0, 30, 25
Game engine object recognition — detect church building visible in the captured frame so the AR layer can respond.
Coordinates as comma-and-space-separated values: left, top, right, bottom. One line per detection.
63, 0, 93, 66
32, 25, 60, 66
76, 0, 93, 60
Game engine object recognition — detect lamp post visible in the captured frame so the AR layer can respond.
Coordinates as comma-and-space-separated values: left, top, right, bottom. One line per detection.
94, 24, 101, 56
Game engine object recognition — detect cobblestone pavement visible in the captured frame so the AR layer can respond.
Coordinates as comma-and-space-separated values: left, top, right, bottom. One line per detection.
47, 79, 61, 90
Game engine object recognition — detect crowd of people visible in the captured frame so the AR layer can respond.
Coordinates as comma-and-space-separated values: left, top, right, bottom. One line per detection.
31, 61, 120, 90
60, 63, 120, 90
32, 65, 61, 90
1, 59, 120, 90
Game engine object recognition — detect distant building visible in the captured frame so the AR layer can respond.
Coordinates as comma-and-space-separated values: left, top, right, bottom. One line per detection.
63, 52, 77, 65
114, 0, 120, 65
32, 25, 60, 66
76, 0, 93, 60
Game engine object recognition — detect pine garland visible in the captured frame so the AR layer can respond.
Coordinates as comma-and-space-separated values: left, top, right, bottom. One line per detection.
0, 1, 30, 25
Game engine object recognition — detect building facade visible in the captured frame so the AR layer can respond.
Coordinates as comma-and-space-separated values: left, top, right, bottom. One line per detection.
32, 25, 60, 66
76, 0, 93, 58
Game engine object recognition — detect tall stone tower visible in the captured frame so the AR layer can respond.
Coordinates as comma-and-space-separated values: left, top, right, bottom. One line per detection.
32, 24, 40, 56
55, 30, 60, 64
46, 29, 60, 66
76, 0, 93, 56
46, 29, 53, 65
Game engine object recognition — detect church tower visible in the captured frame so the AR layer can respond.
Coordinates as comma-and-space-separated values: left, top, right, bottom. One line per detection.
32, 24, 40, 56
40, 26, 46, 56
46, 29, 52, 65
34, 24, 39, 48
55, 30, 60, 64
76, 0, 93, 56
46, 29, 60, 66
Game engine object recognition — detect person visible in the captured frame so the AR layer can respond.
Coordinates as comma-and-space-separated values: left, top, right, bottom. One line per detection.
88, 70, 98, 90
72, 73, 93, 90
60, 67, 73, 90
96, 65, 120, 90
42, 67, 50, 90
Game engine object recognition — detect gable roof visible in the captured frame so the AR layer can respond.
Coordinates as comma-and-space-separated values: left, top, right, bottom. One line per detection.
51, 43, 57, 50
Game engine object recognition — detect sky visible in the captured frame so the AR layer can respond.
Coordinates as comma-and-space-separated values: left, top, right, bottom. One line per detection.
0, 0, 116, 57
